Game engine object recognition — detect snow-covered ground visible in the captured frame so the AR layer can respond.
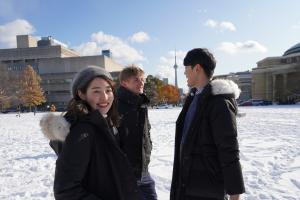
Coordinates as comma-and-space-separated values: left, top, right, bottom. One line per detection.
0, 105, 300, 200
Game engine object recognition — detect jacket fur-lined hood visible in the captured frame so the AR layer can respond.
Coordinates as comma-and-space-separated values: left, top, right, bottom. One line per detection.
40, 113, 70, 142
40, 112, 116, 142
210, 79, 241, 99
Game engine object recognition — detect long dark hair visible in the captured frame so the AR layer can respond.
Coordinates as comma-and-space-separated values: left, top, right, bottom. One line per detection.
66, 75, 119, 127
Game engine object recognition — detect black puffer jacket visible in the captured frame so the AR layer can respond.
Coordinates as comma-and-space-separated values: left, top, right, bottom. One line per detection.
170, 79, 245, 200
40, 110, 141, 200
117, 86, 152, 179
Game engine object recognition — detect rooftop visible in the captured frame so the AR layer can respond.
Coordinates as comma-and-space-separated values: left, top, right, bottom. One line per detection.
283, 43, 300, 56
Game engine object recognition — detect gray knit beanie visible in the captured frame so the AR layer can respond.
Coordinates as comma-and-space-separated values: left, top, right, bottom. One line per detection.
71, 65, 113, 97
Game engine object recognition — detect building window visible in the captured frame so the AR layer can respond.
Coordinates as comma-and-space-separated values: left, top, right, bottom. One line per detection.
281, 59, 287, 64
13, 60, 22, 63
65, 79, 72, 83
42, 79, 72, 84
51, 90, 70, 95
2, 60, 11, 64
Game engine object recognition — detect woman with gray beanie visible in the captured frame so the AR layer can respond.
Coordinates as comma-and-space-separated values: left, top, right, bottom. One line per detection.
40, 66, 142, 200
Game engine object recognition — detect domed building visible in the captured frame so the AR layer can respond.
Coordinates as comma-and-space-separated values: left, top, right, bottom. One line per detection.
252, 43, 300, 103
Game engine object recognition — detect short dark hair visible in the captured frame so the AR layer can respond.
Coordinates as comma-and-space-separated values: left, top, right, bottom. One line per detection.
183, 48, 216, 78
119, 65, 144, 82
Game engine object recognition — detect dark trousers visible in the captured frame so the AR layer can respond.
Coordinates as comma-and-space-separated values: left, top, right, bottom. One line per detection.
137, 173, 157, 200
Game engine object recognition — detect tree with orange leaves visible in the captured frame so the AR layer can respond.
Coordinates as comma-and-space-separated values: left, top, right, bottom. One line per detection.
19, 65, 46, 112
158, 84, 180, 104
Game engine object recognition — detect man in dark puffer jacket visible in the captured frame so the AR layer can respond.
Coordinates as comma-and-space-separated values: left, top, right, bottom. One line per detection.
170, 48, 245, 200
117, 65, 157, 200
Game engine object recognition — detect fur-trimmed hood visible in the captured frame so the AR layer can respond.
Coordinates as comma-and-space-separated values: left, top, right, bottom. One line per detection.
40, 113, 70, 142
40, 112, 116, 142
210, 79, 241, 99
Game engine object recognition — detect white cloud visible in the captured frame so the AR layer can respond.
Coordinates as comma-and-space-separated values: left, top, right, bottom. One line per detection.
204, 19, 236, 32
291, 22, 300, 30
75, 42, 100, 56
217, 40, 268, 54
0, 19, 35, 48
205, 19, 218, 28
156, 65, 174, 83
74, 31, 145, 65
197, 9, 208, 14
52, 38, 69, 48
129, 31, 150, 43
220, 21, 236, 32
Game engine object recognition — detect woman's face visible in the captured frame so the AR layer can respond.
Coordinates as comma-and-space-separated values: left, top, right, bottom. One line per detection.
79, 77, 114, 115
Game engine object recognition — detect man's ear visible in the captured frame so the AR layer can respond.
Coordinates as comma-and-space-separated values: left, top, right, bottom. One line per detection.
194, 64, 202, 73
120, 80, 127, 87
78, 90, 86, 100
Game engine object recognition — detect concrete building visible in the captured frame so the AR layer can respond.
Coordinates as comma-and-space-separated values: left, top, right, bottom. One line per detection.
214, 71, 252, 102
162, 78, 168, 85
0, 35, 123, 110
233, 71, 252, 102
252, 43, 300, 103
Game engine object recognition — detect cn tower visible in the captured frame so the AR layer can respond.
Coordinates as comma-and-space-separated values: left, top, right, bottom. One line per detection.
174, 50, 178, 88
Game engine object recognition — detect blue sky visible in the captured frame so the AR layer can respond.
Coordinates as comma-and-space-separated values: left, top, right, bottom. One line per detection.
0, 0, 300, 90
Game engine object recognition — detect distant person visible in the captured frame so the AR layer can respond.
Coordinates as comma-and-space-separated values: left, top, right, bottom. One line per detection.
17, 105, 21, 117
40, 66, 141, 200
50, 104, 56, 112
34, 106, 37, 115
117, 65, 157, 200
170, 48, 245, 200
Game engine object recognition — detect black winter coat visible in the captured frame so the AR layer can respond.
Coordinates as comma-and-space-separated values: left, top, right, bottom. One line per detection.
50, 111, 141, 200
170, 80, 245, 200
117, 86, 152, 179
